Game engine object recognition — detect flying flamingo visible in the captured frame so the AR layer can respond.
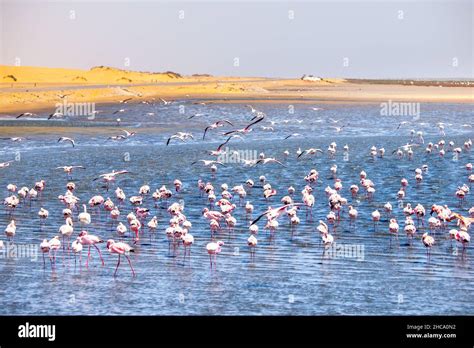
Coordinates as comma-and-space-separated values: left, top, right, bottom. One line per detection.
203, 120, 233, 140
56, 165, 85, 180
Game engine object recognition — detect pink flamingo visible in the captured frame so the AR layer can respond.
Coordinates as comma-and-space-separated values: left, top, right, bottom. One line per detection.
130, 219, 141, 243
405, 224, 416, 245
451, 229, 470, 254
40, 239, 50, 267
372, 210, 381, 230
206, 241, 224, 269
389, 218, 399, 247
116, 222, 127, 239
59, 217, 74, 249
348, 205, 358, 226
106, 239, 135, 276
71, 238, 83, 266
422, 233, 435, 258
147, 216, 158, 234
247, 234, 257, 260
78, 230, 105, 267
48, 236, 61, 266
38, 208, 49, 224
4, 220, 16, 242
182, 233, 194, 260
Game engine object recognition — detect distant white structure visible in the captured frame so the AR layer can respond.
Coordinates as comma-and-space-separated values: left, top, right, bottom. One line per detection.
301, 74, 322, 82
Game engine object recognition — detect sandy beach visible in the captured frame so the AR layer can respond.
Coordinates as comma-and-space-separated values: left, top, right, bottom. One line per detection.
0, 65, 472, 114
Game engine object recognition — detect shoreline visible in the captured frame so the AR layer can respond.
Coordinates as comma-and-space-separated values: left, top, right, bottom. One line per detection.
0, 65, 472, 115
1, 83, 472, 116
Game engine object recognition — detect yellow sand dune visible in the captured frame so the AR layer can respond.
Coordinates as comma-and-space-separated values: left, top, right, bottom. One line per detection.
0, 65, 182, 84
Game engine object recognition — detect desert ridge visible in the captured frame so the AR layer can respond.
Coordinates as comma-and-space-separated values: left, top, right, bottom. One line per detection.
0, 65, 184, 84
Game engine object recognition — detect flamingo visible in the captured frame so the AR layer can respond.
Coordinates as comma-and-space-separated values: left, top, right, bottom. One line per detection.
405, 224, 416, 245
451, 229, 470, 254
389, 219, 399, 247
384, 202, 393, 216
130, 219, 142, 243
40, 239, 50, 267
371, 210, 381, 230
421, 233, 435, 258
348, 206, 358, 226
317, 220, 329, 236
147, 216, 158, 234
203, 120, 233, 140
71, 238, 83, 266
6, 184, 17, 193
322, 232, 334, 246
247, 235, 257, 259
77, 231, 105, 267
56, 165, 85, 179
182, 233, 194, 260
78, 204, 91, 226
106, 240, 136, 277
116, 222, 127, 239
59, 217, 74, 248
206, 241, 224, 269
4, 220, 16, 242
38, 208, 49, 223
48, 236, 61, 266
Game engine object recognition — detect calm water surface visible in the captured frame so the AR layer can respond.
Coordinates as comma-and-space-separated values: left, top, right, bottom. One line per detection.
0, 101, 473, 315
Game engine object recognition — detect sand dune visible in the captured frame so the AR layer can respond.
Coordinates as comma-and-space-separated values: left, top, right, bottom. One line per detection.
0, 65, 183, 84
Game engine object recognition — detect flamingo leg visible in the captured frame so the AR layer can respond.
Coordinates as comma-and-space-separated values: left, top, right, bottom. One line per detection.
94, 244, 105, 266
86, 246, 91, 268
125, 255, 136, 276
114, 254, 121, 276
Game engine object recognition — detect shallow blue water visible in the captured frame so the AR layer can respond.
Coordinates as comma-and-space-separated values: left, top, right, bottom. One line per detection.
0, 101, 473, 315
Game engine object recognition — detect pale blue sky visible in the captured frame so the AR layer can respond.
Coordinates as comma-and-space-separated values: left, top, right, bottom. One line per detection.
0, 0, 472, 78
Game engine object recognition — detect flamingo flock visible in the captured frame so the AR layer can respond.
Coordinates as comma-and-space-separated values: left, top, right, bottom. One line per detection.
1, 103, 473, 279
